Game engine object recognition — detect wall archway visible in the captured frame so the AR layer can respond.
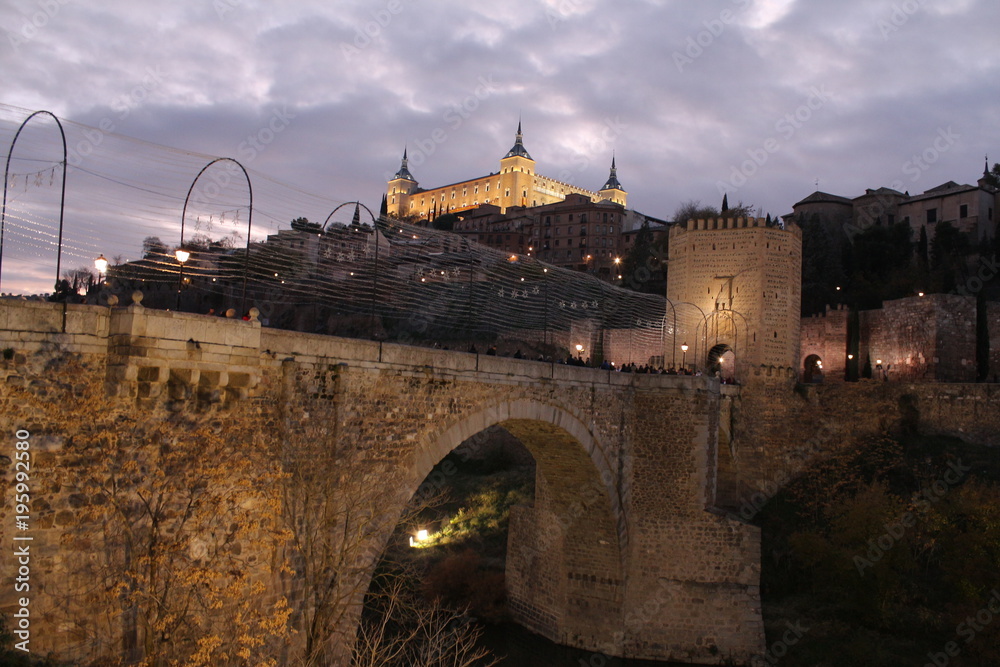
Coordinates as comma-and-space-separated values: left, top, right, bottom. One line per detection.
803, 354, 823, 383
707, 342, 735, 380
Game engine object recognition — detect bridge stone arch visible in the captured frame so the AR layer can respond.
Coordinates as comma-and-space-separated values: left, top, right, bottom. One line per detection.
400, 397, 628, 652
413, 398, 627, 542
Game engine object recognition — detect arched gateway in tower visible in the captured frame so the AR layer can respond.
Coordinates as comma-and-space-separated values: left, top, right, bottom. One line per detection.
667, 216, 803, 381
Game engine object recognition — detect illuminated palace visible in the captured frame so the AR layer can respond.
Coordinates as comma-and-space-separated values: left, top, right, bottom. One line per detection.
385, 122, 627, 222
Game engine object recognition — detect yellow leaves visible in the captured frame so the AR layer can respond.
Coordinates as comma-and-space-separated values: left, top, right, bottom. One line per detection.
55, 404, 293, 664
186, 634, 224, 666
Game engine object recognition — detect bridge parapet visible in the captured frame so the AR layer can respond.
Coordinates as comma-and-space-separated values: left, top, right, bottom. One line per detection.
0, 299, 109, 358
105, 297, 261, 405
0, 297, 262, 406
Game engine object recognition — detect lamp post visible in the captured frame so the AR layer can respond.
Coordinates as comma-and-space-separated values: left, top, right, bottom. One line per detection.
174, 246, 190, 310
0, 110, 67, 297
180, 158, 253, 315
320, 201, 379, 336
681, 342, 688, 370
94, 254, 108, 286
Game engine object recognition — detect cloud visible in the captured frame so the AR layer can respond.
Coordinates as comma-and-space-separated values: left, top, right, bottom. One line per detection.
1, 0, 999, 292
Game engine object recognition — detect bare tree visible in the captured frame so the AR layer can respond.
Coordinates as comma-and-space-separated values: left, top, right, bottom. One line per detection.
282, 446, 458, 666
354, 575, 499, 667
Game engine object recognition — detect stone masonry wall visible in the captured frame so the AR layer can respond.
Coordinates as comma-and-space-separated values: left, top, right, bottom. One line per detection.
860, 294, 977, 382
799, 304, 849, 381
988, 301, 1000, 381
802, 294, 1000, 384
0, 298, 763, 665
716, 376, 1000, 518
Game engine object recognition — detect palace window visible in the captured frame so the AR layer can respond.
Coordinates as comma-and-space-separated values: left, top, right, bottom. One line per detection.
960, 204, 968, 218
927, 208, 938, 224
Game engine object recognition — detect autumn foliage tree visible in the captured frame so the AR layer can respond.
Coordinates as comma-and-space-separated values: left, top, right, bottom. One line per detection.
10, 361, 292, 666
67, 416, 292, 666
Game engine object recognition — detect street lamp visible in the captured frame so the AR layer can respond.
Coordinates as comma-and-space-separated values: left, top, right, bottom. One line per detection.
175, 246, 190, 310
681, 342, 689, 369
94, 254, 108, 285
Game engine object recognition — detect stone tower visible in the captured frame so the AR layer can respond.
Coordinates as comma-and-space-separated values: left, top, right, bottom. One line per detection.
667, 217, 802, 379
387, 147, 419, 215
598, 155, 626, 206
498, 120, 536, 209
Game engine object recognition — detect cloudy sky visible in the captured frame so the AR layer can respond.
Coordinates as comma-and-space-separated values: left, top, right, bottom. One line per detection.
1, 0, 999, 291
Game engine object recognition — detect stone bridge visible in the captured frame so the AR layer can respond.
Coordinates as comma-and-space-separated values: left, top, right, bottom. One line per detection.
3, 298, 999, 665
0, 297, 763, 664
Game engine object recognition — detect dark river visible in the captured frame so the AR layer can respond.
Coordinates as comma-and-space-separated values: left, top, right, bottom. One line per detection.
483, 623, 695, 666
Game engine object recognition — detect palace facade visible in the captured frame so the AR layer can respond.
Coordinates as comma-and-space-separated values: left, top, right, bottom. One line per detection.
385, 122, 627, 221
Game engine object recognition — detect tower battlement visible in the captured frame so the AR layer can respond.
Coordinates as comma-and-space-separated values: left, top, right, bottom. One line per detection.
674, 217, 803, 235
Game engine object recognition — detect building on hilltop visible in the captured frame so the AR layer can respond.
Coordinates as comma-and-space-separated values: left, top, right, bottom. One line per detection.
450, 203, 534, 257
785, 160, 999, 244
448, 192, 667, 280
386, 122, 653, 280
527, 193, 629, 276
385, 122, 627, 222
897, 173, 997, 242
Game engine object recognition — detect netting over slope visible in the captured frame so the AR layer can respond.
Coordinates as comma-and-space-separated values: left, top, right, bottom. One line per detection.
0, 103, 710, 367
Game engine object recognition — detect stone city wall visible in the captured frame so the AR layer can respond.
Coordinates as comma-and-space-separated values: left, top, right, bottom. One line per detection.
860, 294, 977, 383
799, 304, 849, 380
